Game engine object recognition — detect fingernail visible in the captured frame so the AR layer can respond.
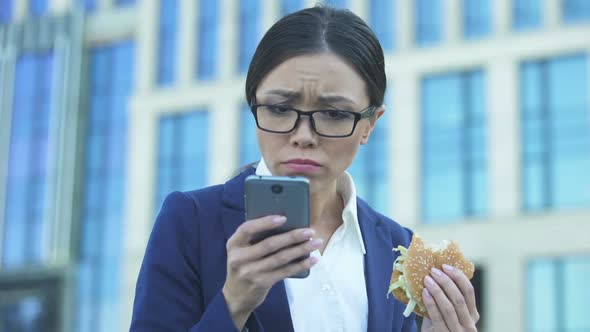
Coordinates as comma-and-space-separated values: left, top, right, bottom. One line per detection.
310, 238, 323, 248
423, 288, 432, 299
442, 264, 455, 273
272, 216, 286, 224
431, 267, 444, 277
310, 256, 319, 265
302, 229, 315, 238
425, 276, 436, 287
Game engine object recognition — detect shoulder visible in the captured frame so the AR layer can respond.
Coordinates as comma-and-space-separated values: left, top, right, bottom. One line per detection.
356, 198, 414, 248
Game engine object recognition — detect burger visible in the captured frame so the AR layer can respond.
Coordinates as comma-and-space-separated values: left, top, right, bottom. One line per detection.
387, 235, 475, 318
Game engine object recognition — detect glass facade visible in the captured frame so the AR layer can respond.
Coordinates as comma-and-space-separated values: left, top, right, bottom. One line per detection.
29, 0, 48, 17
513, 0, 543, 30
370, 0, 394, 51
157, 0, 178, 85
463, 0, 491, 39
521, 54, 590, 211
197, 0, 219, 80
323, 0, 348, 8
415, 0, 443, 45
528, 256, 590, 332
239, 105, 260, 166
77, 0, 97, 12
0, 0, 13, 23
238, 0, 260, 74
421, 70, 488, 223
77, 41, 135, 332
563, 0, 590, 24
347, 102, 390, 214
2, 53, 55, 268
280, 0, 304, 16
156, 111, 209, 211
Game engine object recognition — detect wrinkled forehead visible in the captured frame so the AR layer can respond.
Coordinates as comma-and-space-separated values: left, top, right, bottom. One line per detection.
255, 53, 369, 109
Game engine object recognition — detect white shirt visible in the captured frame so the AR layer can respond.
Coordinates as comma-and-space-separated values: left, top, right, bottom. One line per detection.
256, 159, 368, 332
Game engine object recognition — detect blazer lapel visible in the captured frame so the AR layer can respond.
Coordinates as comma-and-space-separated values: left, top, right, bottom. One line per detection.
357, 199, 397, 332
220, 167, 294, 332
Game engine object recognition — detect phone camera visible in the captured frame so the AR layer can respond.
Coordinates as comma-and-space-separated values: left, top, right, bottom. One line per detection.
271, 184, 283, 194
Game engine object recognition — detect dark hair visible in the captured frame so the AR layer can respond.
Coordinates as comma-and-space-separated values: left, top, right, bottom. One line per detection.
245, 6, 386, 108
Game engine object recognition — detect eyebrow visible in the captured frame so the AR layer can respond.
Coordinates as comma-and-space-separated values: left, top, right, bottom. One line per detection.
263, 90, 357, 106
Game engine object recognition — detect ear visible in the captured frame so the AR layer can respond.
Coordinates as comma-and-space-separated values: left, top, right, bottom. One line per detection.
360, 105, 385, 145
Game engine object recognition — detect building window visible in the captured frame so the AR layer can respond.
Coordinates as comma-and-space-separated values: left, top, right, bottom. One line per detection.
0, 0, 13, 23
77, 0, 96, 12
415, 0, 443, 46
370, 0, 395, 51
29, 0, 48, 17
347, 101, 390, 213
513, 0, 543, 30
280, 0, 304, 16
462, 0, 491, 39
157, 0, 178, 85
527, 256, 590, 332
2, 53, 55, 268
562, 0, 590, 24
115, 0, 135, 6
77, 41, 135, 332
156, 111, 209, 211
238, 0, 260, 74
196, 0, 219, 80
239, 105, 260, 166
323, 0, 348, 8
521, 54, 590, 211
421, 70, 488, 223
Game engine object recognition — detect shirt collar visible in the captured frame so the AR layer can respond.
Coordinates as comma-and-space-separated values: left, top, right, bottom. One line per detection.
255, 158, 366, 254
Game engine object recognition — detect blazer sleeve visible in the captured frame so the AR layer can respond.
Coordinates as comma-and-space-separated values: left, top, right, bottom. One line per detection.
129, 191, 241, 332
401, 313, 418, 332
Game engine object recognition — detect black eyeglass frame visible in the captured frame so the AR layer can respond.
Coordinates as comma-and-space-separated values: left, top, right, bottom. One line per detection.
250, 104, 378, 138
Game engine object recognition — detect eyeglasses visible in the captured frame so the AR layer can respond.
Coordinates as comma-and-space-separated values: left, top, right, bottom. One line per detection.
250, 104, 377, 138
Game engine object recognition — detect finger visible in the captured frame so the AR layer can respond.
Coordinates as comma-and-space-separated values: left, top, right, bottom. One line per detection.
429, 268, 473, 328
249, 227, 316, 259
229, 215, 287, 246
442, 264, 480, 323
424, 274, 461, 330
422, 288, 450, 332
261, 256, 319, 286
251, 238, 323, 272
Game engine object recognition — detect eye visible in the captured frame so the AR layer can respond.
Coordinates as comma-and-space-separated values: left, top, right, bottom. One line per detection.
267, 105, 292, 114
325, 110, 354, 120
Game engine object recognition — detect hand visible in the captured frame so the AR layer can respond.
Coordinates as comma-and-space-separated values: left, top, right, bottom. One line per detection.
222, 215, 322, 329
420, 264, 480, 332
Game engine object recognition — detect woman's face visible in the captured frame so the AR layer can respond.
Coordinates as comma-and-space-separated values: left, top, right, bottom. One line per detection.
255, 52, 384, 193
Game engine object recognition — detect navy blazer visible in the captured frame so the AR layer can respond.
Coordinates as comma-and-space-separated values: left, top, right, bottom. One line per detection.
130, 167, 417, 332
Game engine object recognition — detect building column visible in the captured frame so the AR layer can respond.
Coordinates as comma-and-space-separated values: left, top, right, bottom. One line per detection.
488, 58, 521, 218
178, 0, 196, 86
136, 0, 157, 93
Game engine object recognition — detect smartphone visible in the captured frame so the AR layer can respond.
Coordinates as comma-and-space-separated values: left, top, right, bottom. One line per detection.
244, 175, 311, 278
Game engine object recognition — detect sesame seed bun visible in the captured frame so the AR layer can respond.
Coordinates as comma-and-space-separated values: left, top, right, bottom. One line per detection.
389, 235, 475, 318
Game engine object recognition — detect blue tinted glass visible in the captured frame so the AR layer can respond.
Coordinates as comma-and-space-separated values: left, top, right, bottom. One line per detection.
521, 55, 590, 211
280, 0, 303, 16
527, 259, 558, 330
78, 41, 135, 332
115, 0, 135, 6
240, 105, 259, 165
157, 0, 178, 85
370, 0, 394, 50
156, 111, 209, 212
197, 0, 219, 80
324, 0, 347, 8
563, 257, 590, 329
29, 0, 48, 17
463, 0, 491, 39
0, 0, 13, 23
239, 0, 260, 73
563, 0, 590, 23
76, 0, 96, 11
416, 0, 443, 45
513, 0, 543, 30
422, 71, 488, 223
3, 53, 55, 268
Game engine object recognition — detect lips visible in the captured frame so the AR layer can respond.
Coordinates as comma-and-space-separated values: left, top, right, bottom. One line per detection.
281, 159, 322, 174
283, 159, 321, 166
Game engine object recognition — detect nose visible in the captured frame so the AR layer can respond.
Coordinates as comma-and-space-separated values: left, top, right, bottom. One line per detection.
289, 114, 318, 148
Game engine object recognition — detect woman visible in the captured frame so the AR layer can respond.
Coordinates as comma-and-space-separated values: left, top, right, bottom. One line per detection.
130, 6, 479, 332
